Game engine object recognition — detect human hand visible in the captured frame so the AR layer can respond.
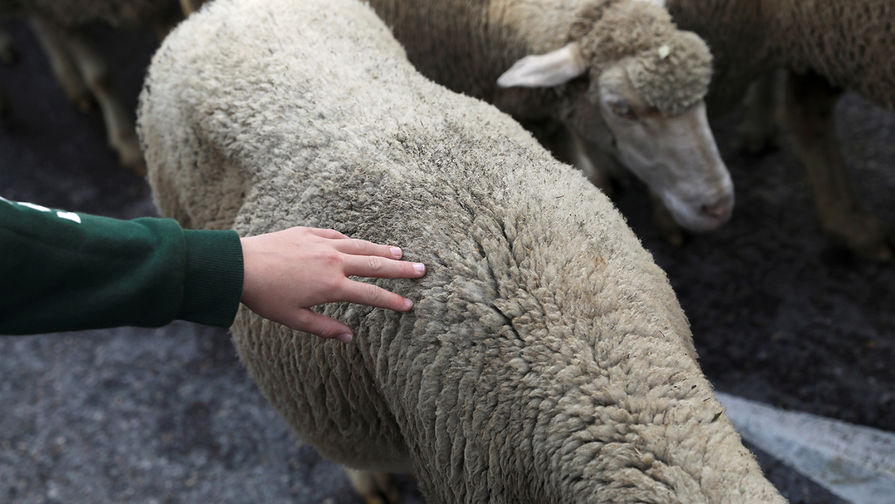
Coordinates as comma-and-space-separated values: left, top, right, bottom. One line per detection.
240, 226, 426, 342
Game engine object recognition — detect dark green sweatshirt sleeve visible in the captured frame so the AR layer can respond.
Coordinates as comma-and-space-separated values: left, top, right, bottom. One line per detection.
0, 197, 244, 334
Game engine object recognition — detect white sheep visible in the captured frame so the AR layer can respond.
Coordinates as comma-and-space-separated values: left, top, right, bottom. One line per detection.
667, 0, 895, 259
138, 0, 787, 502
0, 0, 187, 174
364, 0, 734, 234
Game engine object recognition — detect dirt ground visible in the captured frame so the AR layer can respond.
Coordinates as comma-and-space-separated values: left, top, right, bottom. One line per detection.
1, 18, 892, 504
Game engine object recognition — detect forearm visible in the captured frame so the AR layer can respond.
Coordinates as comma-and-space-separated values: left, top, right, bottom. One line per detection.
0, 197, 243, 334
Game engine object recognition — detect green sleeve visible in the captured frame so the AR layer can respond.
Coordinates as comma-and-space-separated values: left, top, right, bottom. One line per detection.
0, 197, 244, 334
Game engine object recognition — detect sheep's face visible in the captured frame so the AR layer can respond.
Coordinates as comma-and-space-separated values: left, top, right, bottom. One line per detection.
497, 0, 731, 231
497, 37, 732, 232
586, 62, 733, 232
583, 29, 731, 232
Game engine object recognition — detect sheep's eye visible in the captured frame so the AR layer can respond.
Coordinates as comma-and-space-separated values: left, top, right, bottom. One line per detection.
608, 99, 637, 120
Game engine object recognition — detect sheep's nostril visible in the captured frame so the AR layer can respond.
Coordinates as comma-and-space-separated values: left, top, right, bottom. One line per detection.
700, 199, 731, 220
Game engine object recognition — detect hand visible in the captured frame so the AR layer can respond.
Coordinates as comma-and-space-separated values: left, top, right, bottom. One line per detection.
240, 226, 426, 342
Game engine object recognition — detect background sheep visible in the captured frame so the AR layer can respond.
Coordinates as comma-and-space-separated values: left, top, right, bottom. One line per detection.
0, 0, 188, 175
666, 0, 895, 259
138, 0, 785, 502
364, 0, 733, 235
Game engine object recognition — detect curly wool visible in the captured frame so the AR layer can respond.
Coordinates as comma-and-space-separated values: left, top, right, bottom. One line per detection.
367, 0, 714, 119
570, 1, 712, 115
775, 0, 893, 108
668, 0, 894, 110
139, 0, 785, 502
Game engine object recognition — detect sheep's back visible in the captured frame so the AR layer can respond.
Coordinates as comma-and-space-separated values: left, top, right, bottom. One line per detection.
142, 0, 698, 495
776, 0, 894, 107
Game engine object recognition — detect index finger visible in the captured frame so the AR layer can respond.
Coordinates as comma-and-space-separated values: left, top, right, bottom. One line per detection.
334, 238, 405, 259
309, 227, 349, 240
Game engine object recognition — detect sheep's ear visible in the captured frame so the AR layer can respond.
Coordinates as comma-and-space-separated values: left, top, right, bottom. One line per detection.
497, 43, 586, 88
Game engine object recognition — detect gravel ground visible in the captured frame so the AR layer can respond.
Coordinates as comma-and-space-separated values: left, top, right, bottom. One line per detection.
1, 17, 892, 504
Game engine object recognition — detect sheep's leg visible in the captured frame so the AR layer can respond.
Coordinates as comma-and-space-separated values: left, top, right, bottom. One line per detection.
28, 19, 92, 113
59, 30, 145, 176
740, 70, 781, 155
179, 0, 203, 15
782, 69, 893, 260
344, 468, 401, 504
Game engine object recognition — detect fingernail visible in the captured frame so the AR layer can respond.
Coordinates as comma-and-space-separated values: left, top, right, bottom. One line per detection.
403, 298, 413, 309
338, 333, 353, 343
390, 247, 402, 258
413, 263, 426, 274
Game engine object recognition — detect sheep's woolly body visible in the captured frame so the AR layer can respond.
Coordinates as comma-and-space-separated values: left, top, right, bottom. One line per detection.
368, 0, 712, 116
775, 0, 894, 107
667, 0, 895, 110
139, 0, 784, 501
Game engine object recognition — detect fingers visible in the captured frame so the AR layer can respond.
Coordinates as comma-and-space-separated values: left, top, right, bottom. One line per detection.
305, 228, 407, 260
342, 254, 426, 279
340, 279, 414, 312
308, 227, 349, 240
296, 228, 406, 260
287, 307, 354, 342
332, 237, 405, 259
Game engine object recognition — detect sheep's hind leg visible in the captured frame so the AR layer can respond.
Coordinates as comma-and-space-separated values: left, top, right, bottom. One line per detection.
28, 19, 92, 112
344, 468, 401, 504
782, 69, 893, 260
55, 28, 145, 175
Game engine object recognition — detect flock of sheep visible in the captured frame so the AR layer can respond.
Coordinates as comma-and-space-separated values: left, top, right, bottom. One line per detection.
2, 0, 892, 502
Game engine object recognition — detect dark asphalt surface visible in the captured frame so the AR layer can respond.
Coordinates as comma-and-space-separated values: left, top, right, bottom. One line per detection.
1, 17, 893, 504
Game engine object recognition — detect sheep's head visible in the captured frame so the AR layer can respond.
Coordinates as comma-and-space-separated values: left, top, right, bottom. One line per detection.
497, 0, 732, 232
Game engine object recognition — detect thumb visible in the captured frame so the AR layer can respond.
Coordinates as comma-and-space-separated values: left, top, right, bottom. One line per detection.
290, 308, 354, 343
